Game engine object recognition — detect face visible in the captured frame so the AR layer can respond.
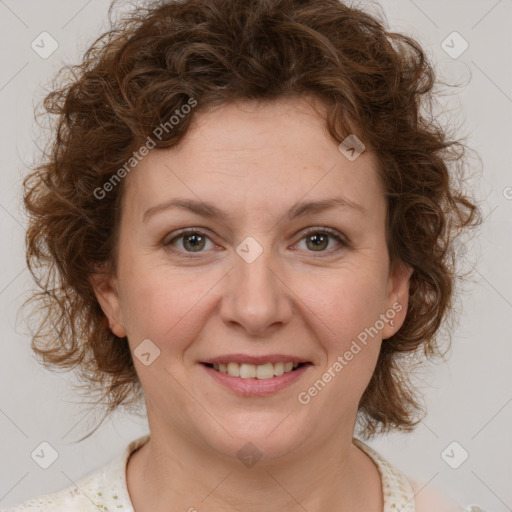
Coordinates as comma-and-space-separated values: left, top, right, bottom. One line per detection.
93, 97, 412, 461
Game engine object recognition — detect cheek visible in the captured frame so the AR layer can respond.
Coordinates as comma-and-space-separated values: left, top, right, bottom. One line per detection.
295, 268, 387, 402
119, 264, 216, 352
294, 283, 383, 424
305, 265, 388, 338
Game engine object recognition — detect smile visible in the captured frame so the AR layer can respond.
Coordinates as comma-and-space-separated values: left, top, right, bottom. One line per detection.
205, 361, 306, 380
200, 361, 312, 396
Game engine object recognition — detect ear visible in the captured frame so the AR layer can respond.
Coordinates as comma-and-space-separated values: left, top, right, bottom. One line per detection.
381, 260, 414, 340
90, 270, 127, 338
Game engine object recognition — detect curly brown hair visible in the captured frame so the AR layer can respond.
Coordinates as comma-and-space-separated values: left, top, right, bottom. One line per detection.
23, 0, 481, 441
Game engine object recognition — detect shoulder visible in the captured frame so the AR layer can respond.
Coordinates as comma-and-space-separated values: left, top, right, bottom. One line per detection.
0, 463, 117, 512
353, 438, 488, 512
3, 434, 150, 512
0, 482, 99, 512
412, 483, 490, 512
2, 442, 138, 512
410, 479, 465, 512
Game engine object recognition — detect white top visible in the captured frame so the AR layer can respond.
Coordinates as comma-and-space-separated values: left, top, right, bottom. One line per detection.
3, 434, 475, 512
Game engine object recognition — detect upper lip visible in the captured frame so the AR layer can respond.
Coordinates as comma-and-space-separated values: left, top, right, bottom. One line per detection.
201, 354, 311, 365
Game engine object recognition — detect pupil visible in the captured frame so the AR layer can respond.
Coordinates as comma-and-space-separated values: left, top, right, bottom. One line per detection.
185, 233, 204, 251
308, 233, 327, 251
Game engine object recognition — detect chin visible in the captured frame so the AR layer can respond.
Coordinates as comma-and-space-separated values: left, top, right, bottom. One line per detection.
197, 410, 311, 463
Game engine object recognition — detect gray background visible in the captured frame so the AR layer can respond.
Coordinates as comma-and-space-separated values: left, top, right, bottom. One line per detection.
1, 0, 511, 510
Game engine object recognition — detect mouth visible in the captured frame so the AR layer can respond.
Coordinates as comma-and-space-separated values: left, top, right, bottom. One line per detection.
201, 361, 311, 380
199, 358, 313, 396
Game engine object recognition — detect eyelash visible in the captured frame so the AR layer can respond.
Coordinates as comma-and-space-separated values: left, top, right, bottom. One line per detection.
163, 227, 348, 258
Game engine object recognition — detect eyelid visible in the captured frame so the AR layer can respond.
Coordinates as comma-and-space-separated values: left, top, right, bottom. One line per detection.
163, 226, 349, 256
299, 226, 348, 243
295, 226, 349, 253
163, 227, 218, 251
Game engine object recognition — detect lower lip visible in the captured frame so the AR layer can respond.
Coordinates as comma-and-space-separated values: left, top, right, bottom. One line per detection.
200, 363, 312, 396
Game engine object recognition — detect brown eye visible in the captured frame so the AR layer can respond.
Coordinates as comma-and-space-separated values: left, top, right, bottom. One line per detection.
296, 228, 347, 254
181, 232, 206, 252
164, 230, 214, 255
305, 232, 330, 251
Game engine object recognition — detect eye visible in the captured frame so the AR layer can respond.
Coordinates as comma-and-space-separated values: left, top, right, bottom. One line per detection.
163, 229, 215, 255
294, 227, 347, 254
163, 227, 348, 258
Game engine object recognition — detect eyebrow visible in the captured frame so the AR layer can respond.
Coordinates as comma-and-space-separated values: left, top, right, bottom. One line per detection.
143, 196, 366, 223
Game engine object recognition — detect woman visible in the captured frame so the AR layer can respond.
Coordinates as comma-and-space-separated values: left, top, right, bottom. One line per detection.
8, 0, 482, 510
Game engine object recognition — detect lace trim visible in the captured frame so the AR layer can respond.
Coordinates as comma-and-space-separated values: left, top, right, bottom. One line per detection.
6, 434, 426, 512
353, 438, 416, 512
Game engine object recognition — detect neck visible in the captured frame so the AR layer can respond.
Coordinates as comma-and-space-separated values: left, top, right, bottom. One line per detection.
126, 426, 383, 512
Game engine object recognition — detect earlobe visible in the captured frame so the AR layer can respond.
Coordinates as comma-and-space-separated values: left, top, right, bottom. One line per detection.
90, 271, 127, 338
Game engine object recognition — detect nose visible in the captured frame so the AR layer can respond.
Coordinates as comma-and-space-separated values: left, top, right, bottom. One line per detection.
219, 245, 294, 337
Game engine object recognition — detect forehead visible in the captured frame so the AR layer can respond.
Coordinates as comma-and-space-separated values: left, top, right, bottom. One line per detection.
123, 98, 385, 221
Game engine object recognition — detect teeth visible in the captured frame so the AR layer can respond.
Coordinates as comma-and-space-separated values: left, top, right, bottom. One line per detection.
274, 362, 285, 376
227, 362, 240, 377
210, 362, 303, 379
239, 363, 256, 378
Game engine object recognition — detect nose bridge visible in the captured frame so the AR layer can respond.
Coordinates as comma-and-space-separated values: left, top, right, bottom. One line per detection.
220, 236, 292, 333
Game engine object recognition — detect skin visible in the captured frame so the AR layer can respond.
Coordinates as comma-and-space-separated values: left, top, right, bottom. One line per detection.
92, 96, 414, 512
